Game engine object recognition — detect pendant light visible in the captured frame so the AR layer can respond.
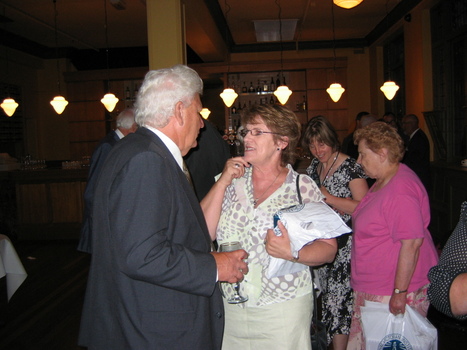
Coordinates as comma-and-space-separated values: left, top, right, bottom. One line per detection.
273, 0, 292, 105
380, 0, 399, 100
333, 0, 364, 10
0, 98, 18, 117
327, 1, 345, 103
219, 0, 238, 108
1, 9, 18, 117
50, 0, 68, 115
101, 0, 119, 112
200, 108, 211, 119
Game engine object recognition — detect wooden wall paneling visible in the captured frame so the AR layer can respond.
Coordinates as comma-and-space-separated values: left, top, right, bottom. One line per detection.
69, 121, 107, 143
16, 184, 49, 224
49, 182, 84, 223
70, 142, 98, 160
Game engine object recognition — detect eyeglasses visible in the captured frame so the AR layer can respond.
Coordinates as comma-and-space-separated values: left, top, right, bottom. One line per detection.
239, 129, 281, 137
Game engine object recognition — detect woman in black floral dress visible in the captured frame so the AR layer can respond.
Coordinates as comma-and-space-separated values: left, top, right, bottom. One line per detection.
301, 116, 368, 350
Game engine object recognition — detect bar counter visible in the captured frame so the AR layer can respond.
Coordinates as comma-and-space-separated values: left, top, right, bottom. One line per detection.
0, 168, 88, 241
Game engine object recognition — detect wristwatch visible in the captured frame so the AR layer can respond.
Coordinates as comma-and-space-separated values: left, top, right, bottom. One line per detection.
290, 250, 299, 263
394, 288, 408, 294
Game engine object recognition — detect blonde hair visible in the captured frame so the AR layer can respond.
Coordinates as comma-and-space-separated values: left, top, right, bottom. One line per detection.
354, 121, 405, 163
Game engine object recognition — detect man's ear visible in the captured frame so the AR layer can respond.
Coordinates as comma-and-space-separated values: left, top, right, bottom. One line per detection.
174, 101, 185, 126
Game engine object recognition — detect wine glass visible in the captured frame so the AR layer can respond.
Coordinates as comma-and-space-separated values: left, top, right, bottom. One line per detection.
219, 241, 248, 304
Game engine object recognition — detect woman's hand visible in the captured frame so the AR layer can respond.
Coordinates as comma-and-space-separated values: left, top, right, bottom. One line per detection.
265, 222, 294, 260
217, 157, 249, 187
389, 292, 407, 315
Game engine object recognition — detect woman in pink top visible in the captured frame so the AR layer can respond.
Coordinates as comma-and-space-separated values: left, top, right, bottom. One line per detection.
347, 122, 438, 350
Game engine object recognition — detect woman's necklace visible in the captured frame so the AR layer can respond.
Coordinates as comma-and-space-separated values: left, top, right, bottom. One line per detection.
319, 151, 339, 186
253, 170, 281, 207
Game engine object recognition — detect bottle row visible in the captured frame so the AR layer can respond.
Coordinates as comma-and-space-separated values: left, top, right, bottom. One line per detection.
229, 95, 307, 114
231, 74, 287, 95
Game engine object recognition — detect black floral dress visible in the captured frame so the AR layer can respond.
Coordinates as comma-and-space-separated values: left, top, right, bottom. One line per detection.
306, 157, 366, 345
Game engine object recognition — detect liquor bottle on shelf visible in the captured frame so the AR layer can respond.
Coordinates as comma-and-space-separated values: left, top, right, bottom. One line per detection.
125, 87, 131, 100
242, 82, 247, 93
231, 105, 237, 114
248, 82, 255, 93
133, 85, 139, 101
270, 77, 275, 92
256, 80, 261, 93
269, 95, 275, 104
263, 80, 268, 92
302, 96, 307, 111
276, 74, 281, 88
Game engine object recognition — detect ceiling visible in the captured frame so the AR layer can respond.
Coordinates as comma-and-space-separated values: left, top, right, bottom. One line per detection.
0, 0, 421, 70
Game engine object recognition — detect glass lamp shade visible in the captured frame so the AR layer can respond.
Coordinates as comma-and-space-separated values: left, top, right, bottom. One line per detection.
200, 108, 211, 119
333, 0, 364, 9
50, 96, 69, 114
1, 98, 19, 117
220, 88, 238, 108
380, 81, 400, 100
274, 85, 293, 105
326, 83, 345, 102
101, 93, 119, 112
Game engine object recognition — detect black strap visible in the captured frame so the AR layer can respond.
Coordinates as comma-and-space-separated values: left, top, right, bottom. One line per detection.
296, 174, 303, 204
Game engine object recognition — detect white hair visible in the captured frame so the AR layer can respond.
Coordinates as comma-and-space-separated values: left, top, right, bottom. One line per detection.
134, 65, 203, 128
116, 108, 135, 129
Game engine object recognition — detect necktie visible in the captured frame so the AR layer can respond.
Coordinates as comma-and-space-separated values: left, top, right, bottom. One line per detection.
182, 161, 194, 188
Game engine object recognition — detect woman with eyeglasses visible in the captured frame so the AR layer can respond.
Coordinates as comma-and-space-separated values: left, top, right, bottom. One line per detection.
301, 115, 368, 350
201, 104, 337, 350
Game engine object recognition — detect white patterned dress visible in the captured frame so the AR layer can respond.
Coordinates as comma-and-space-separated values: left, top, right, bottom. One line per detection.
216, 164, 323, 307
307, 157, 366, 345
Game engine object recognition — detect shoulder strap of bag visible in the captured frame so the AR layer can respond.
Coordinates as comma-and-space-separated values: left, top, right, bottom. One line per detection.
296, 174, 303, 204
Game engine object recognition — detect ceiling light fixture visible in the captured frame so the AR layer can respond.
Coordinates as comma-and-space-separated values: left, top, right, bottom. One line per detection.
101, 0, 119, 112
327, 1, 345, 103
0, 98, 18, 117
333, 0, 364, 10
273, 0, 292, 105
380, 0, 399, 100
200, 108, 211, 119
1, 9, 18, 117
219, 0, 238, 108
50, 0, 68, 115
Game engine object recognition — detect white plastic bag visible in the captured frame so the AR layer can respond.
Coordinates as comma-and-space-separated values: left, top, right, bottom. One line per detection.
361, 301, 437, 350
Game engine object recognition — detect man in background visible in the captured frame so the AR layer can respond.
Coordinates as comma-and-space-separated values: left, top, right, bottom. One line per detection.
401, 114, 431, 193
342, 111, 369, 160
78, 65, 248, 350
77, 108, 137, 254
185, 119, 230, 201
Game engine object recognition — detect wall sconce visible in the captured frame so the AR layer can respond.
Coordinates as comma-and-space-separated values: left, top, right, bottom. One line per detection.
200, 108, 211, 119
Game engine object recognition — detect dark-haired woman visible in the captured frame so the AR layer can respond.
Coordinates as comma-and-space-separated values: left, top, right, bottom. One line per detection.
302, 115, 368, 350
